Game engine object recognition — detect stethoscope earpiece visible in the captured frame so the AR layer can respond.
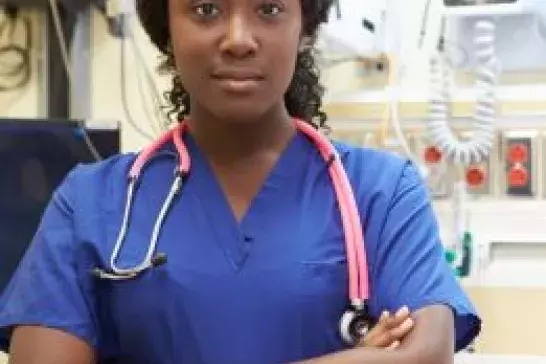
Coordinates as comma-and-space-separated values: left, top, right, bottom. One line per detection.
339, 305, 371, 346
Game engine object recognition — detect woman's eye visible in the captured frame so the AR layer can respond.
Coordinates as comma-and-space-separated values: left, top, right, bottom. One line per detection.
258, 3, 283, 17
194, 3, 220, 18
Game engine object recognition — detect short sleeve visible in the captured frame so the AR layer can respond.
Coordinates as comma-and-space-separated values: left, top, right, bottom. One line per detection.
369, 161, 481, 352
0, 168, 97, 352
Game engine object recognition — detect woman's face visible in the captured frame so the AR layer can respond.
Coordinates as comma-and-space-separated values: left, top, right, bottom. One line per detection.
168, 0, 302, 123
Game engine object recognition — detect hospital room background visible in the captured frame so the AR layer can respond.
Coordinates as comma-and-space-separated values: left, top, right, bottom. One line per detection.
0, 0, 546, 362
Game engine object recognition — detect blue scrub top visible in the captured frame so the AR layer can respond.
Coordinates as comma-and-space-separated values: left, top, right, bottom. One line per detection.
0, 130, 480, 363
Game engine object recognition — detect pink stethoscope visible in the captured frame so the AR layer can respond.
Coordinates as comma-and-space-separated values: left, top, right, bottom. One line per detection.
92, 119, 371, 345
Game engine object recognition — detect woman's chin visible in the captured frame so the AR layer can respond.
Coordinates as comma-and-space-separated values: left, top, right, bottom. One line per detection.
205, 102, 280, 125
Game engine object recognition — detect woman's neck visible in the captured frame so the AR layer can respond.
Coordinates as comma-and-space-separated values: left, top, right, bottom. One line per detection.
186, 105, 296, 164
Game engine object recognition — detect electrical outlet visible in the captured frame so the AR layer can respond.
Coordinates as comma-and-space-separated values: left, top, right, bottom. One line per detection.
465, 162, 492, 196
416, 137, 452, 198
460, 131, 494, 197
502, 130, 538, 197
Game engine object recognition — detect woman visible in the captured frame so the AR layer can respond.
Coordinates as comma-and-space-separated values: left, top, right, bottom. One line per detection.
0, 0, 480, 363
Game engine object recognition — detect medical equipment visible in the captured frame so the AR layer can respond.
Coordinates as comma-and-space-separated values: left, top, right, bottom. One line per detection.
91, 119, 373, 346
428, 18, 498, 166
0, 0, 96, 11
432, 0, 546, 164
425, 9, 500, 267
444, 0, 543, 15
0, 118, 119, 295
429, 19, 497, 257
445, 0, 517, 5
443, 0, 546, 71
318, 0, 387, 59
0, 7, 32, 92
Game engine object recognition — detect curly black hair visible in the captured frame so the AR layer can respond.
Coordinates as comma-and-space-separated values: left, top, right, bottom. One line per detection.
136, 0, 334, 128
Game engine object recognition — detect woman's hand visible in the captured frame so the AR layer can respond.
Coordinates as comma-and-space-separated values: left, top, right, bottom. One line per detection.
357, 306, 414, 349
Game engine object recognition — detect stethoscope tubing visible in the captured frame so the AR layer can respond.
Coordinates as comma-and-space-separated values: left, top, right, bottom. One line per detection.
94, 120, 369, 306
297, 120, 369, 306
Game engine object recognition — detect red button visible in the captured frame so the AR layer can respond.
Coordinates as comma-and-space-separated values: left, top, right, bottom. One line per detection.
508, 166, 529, 187
466, 167, 485, 187
508, 143, 529, 164
424, 146, 442, 164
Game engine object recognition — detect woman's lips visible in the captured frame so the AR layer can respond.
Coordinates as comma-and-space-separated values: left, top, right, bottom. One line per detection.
211, 70, 264, 93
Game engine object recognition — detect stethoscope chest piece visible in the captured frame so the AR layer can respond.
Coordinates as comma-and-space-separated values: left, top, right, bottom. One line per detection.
339, 305, 372, 346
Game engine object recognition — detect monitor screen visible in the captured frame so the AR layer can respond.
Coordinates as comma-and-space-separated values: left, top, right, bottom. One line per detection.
0, 119, 120, 295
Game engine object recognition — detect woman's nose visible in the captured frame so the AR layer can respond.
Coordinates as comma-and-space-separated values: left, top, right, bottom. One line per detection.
220, 14, 258, 58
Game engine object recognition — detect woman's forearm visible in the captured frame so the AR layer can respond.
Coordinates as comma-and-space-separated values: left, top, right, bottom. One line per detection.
293, 305, 455, 364
293, 345, 452, 364
293, 346, 408, 364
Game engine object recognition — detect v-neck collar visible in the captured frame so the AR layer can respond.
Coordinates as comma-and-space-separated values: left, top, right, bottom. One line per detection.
184, 131, 306, 271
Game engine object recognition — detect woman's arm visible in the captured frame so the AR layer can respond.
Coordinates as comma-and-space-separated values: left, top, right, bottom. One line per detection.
9, 326, 95, 364
295, 305, 454, 364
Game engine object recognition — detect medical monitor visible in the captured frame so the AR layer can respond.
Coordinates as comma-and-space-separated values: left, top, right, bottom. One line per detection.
0, 118, 120, 296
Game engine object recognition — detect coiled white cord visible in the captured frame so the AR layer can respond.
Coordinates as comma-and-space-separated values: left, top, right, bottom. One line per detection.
427, 19, 499, 166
